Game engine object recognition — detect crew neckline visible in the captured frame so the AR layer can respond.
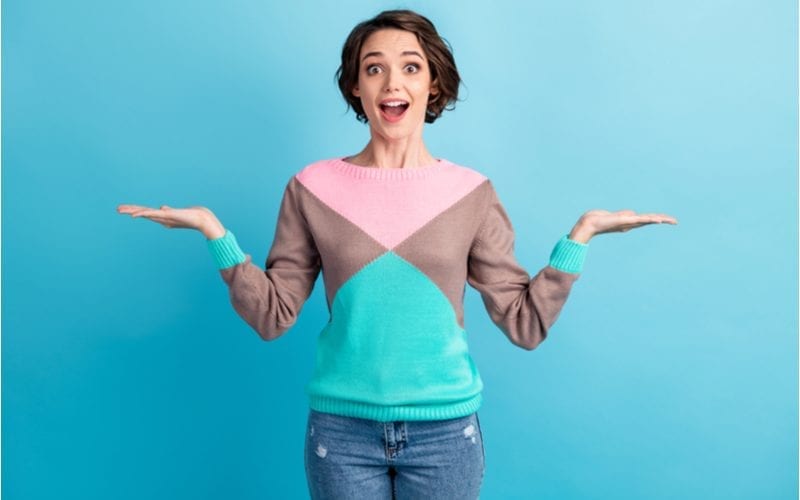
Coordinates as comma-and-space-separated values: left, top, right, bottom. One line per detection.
330, 156, 448, 180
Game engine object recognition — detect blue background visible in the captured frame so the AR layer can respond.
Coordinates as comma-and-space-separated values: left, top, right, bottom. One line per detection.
4, 0, 797, 498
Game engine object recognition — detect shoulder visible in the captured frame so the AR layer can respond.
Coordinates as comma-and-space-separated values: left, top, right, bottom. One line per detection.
293, 157, 340, 184
434, 159, 494, 201
441, 159, 489, 181
441, 159, 496, 201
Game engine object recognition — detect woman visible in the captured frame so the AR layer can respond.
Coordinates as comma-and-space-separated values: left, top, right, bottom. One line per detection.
118, 9, 677, 499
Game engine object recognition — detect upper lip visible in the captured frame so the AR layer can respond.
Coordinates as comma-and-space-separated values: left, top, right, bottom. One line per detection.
380, 99, 409, 106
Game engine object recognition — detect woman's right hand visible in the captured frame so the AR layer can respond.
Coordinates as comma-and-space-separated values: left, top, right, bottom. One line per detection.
117, 204, 227, 240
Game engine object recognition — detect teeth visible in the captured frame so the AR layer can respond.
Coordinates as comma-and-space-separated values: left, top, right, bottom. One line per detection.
383, 101, 408, 107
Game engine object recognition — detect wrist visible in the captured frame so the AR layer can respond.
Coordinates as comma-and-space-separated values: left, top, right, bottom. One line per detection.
568, 223, 593, 244
201, 215, 226, 240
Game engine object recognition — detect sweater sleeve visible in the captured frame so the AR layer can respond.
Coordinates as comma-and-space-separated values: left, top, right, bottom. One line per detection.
466, 181, 588, 350
206, 178, 322, 341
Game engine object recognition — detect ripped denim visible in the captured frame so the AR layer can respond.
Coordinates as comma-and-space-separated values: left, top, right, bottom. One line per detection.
304, 408, 486, 499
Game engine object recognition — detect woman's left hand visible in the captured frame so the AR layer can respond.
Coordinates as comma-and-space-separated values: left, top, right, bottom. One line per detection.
569, 210, 678, 243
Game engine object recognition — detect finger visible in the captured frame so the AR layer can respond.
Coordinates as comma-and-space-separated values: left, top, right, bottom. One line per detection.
129, 212, 158, 221
140, 215, 176, 228
658, 215, 678, 224
637, 212, 678, 224
122, 208, 160, 217
614, 213, 652, 225
646, 215, 678, 224
627, 220, 673, 230
130, 209, 167, 218
139, 213, 195, 229
129, 209, 155, 218
632, 214, 669, 225
118, 204, 152, 214
605, 221, 656, 233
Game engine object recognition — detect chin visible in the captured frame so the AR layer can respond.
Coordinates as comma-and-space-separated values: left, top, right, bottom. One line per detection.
364, 111, 424, 137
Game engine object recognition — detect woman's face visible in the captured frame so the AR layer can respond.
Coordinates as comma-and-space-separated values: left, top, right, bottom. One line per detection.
352, 28, 439, 140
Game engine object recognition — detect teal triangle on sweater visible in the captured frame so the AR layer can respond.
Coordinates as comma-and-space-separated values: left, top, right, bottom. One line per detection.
305, 251, 483, 406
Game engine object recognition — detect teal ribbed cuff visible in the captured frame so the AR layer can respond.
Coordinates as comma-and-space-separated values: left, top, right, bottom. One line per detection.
548, 234, 588, 274
206, 230, 247, 269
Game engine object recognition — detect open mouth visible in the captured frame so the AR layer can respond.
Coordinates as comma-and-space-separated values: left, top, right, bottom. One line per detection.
380, 102, 410, 122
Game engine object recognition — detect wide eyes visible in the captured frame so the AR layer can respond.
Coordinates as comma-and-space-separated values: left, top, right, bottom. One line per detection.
365, 63, 421, 75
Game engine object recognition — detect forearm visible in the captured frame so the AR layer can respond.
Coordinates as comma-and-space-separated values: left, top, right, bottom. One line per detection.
207, 230, 317, 342
206, 177, 323, 341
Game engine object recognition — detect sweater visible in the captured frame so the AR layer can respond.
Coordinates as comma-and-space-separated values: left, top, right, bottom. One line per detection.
206, 157, 588, 422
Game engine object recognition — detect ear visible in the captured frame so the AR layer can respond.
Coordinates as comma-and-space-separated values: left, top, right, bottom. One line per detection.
429, 79, 440, 97
352, 86, 360, 98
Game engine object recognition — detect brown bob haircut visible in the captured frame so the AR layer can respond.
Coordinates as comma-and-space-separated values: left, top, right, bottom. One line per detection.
335, 9, 462, 124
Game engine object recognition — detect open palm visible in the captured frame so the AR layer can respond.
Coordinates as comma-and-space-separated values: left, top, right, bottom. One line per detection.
116, 204, 227, 240
581, 209, 678, 236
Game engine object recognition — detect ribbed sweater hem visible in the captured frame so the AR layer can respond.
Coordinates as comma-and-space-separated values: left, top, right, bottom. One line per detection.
307, 393, 483, 422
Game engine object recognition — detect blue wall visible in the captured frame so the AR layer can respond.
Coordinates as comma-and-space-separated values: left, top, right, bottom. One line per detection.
4, 0, 797, 498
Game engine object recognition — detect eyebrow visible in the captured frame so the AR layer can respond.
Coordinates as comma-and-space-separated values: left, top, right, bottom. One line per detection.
361, 50, 425, 62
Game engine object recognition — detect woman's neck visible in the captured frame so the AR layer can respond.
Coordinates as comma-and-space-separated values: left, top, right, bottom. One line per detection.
346, 140, 436, 169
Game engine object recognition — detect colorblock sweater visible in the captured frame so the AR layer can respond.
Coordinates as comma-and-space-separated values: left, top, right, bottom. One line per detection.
207, 157, 588, 422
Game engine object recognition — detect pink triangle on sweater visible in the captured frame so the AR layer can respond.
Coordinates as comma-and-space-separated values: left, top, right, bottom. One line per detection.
295, 158, 487, 249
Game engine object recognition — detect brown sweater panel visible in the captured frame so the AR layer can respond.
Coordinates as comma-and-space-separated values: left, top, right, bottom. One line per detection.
466, 180, 581, 350
219, 177, 321, 341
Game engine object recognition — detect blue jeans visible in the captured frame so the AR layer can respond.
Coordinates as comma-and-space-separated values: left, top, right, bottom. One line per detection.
304, 408, 486, 499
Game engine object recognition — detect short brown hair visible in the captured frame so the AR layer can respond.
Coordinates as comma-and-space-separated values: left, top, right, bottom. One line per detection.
335, 9, 462, 124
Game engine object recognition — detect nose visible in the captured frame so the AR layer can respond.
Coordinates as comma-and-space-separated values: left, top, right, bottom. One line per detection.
384, 68, 401, 92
